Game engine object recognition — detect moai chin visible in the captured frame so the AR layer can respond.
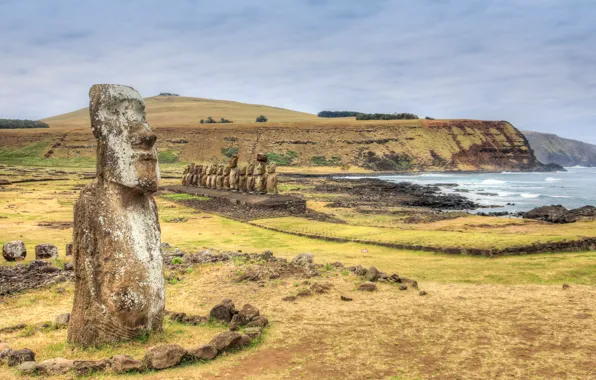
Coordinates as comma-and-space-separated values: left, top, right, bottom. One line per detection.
254, 153, 268, 194
229, 154, 239, 192
68, 84, 165, 347
266, 162, 278, 195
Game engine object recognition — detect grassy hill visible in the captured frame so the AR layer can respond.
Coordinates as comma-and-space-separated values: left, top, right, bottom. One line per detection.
42, 95, 320, 129
523, 130, 596, 167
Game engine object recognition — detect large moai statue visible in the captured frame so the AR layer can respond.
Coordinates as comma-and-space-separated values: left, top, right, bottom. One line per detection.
223, 165, 231, 190
216, 165, 224, 190
266, 162, 278, 195
229, 155, 239, 192
254, 153, 268, 194
237, 165, 247, 192
68, 84, 165, 347
246, 163, 255, 193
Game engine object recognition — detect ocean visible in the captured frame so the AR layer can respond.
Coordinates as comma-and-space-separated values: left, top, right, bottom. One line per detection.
373, 166, 596, 213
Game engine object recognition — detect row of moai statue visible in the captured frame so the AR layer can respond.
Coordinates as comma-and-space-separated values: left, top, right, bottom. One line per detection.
182, 154, 278, 195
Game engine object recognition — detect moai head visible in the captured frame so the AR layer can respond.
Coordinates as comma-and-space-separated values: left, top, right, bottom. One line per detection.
89, 84, 159, 193
267, 162, 277, 174
217, 165, 224, 175
247, 163, 254, 176
238, 165, 246, 176
256, 153, 268, 163
230, 154, 239, 168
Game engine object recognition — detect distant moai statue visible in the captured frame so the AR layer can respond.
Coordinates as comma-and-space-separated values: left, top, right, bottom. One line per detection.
237, 165, 247, 192
200, 165, 208, 187
210, 165, 217, 189
229, 154, 239, 191
223, 165, 231, 190
266, 162, 278, 195
246, 163, 255, 193
192, 164, 202, 186
182, 164, 193, 185
216, 165, 224, 190
254, 153, 268, 194
206, 165, 213, 188
68, 84, 165, 347
181, 165, 189, 185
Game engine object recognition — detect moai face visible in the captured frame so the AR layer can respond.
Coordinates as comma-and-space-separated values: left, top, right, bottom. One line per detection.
230, 154, 239, 168
89, 84, 159, 193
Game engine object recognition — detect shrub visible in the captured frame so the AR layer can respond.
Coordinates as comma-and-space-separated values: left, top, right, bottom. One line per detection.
221, 147, 239, 158
157, 149, 179, 163
311, 155, 342, 166
355, 113, 418, 120
266, 151, 299, 166
0, 119, 49, 129
220, 117, 233, 123
317, 111, 361, 118
256, 115, 268, 122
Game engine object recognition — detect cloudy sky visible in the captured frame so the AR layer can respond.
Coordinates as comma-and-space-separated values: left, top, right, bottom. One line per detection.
1, 0, 595, 142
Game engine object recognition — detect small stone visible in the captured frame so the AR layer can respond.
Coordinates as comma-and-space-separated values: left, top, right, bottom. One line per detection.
563, 284, 570, 290
64, 262, 74, 271
36, 357, 74, 375
19, 361, 37, 374
243, 327, 262, 339
239, 334, 252, 347
357, 283, 377, 292
354, 265, 367, 276
111, 355, 144, 373
35, 244, 58, 259
144, 344, 187, 370
55, 287, 66, 294
388, 274, 401, 283
2, 240, 27, 262
246, 316, 269, 328
73, 359, 110, 375
297, 289, 312, 297
399, 284, 408, 291
188, 344, 217, 361
341, 295, 353, 301
8, 348, 35, 366
236, 304, 260, 325
366, 266, 380, 282
209, 299, 237, 323
55, 313, 70, 325
291, 253, 314, 267
209, 331, 243, 353
282, 296, 297, 302
419, 290, 428, 296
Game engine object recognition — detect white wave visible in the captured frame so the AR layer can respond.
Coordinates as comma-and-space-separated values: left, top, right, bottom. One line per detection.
550, 195, 571, 198
419, 173, 454, 177
567, 165, 588, 169
497, 191, 515, 197
481, 179, 506, 185
520, 193, 541, 199
545, 177, 562, 182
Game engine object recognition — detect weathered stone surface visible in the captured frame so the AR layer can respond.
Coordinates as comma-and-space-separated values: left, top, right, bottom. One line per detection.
266, 162, 278, 195
399, 284, 408, 291
236, 304, 260, 325
209, 299, 237, 323
68, 84, 165, 347
357, 283, 377, 292
354, 265, 367, 276
246, 163, 256, 193
254, 158, 267, 194
0, 344, 12, 364
209, 331, 243, 352
55, 313, 70, 325
229, 155, 239, 191
419, 290, 428, 296
246, 316, 269, 328
523, 205, 575, 223
188, 344, 218, 360
144, 344, 187, 370
111, 355, 144, 373
291, 253, 314, 266
243, 327, 262, 339
36, 358, 74, 376
8, 348, 35, 366
35, 244, 58, 259
237, 166, 247, 192
73, 359, 111, 375
341, 295, 353, 301
366, 267, 380, 282
239, 334, 252, 347
65, 243, 73, 256
2, 240, 26, 262
18, 361, 37, 374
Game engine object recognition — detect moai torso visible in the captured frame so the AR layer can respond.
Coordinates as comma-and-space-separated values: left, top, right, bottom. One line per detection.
182, 165, 189, 185
266, 163, 278, 195
246, 163, 255, 193
237, 166, 246, 192
69, 84, 165, 347
229, 154, 239, 191
216, 165, 224, 189
254, 155, 267, 194
200, 165, 208, 187
223, 165, 231, 190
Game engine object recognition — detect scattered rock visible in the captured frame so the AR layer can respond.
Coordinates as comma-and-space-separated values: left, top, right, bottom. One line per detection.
310, 282, 332, 294
35, 357, 74, 375
111, 355, 144, 373
239, 334, 252, 347
236, 304, 260, 325
65, 243, 73, 256
523, 205, 575, 223
297, 289, 312, 297
357, 283, 377, 292
246, 316, 269, 328
209, 331, 243, 353
341, 295, 353, 301
419, 290, 428, 296
188, 344, 218, 361
282, 296, 297, 302
8, 348, 35, 366
209, 299, 237, 323
366, 266, 380, 282
291, 253, 314, 266
354, 265, 367, 276
144, 344, 187, 370
54, 313, 70, 325
2, 240, 26, 262
64, 262, 74, 271
243, 327, 263, 339
389, 274, 401, 283
73, 359, 110, 375
18, 361, 37, 374
399, 284, 408, 291
563, 284, 570, 290
34, 244, 58, 259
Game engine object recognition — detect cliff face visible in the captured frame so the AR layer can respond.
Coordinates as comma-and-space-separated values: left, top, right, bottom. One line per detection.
1, 118, 546, 172
523, 131, 596, 167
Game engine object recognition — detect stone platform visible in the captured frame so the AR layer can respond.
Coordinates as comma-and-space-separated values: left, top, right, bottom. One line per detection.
163, 185, 306, 215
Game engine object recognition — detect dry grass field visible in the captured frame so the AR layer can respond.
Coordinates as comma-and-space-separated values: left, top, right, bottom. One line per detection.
0, 168, 596, 379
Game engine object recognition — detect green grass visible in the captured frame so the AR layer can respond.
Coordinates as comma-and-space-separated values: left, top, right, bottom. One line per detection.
266, 151, 299, 166
0, 142, 95, 167
158, 149, 180, 164
161, 193, 209, 201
